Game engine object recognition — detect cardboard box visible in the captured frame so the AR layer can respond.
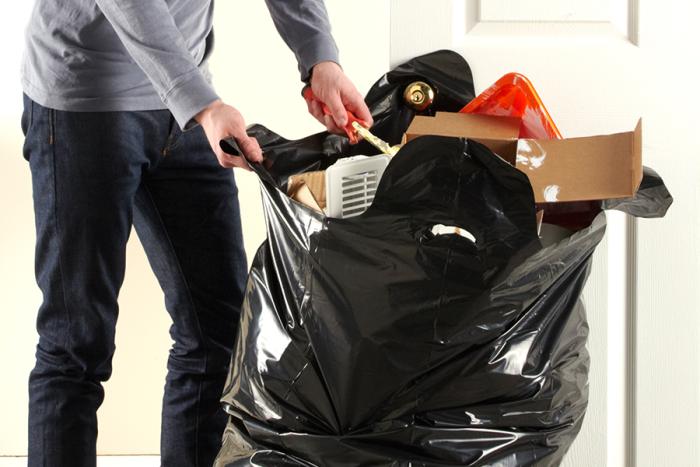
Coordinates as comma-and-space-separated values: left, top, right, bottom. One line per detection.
288, 171, 326, 210
404, 112, 642, 203
288, 179, 324, 213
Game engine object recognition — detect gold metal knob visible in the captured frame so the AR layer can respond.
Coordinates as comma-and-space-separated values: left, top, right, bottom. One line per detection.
404, 81, 435, 111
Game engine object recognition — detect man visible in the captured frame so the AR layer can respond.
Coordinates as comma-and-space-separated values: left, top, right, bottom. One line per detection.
21, 1, 372, 466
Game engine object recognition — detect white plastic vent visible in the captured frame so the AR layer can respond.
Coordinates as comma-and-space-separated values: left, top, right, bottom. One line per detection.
325, 155, 390, 218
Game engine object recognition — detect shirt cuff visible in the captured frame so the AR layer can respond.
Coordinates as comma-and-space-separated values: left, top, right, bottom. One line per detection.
296, 33, 340, 82
162, 69, 220, 130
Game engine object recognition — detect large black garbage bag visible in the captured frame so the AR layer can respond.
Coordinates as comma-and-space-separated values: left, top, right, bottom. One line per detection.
215, 51, 673, 467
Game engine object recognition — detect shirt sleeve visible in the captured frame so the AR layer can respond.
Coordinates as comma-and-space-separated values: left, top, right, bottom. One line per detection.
95, 0, 219, 129
264, 0, 340, 82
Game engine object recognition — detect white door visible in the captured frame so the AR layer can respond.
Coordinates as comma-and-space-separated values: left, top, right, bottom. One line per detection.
389, 1, 698, 466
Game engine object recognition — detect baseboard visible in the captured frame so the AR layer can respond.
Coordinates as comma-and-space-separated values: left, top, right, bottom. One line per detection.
0, 457, 160, 466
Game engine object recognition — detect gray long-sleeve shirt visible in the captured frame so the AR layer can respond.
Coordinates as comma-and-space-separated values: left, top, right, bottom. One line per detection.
22, 0, 339, 129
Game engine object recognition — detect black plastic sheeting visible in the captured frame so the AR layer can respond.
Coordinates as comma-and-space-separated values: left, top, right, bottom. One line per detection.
214, 51, 672, 467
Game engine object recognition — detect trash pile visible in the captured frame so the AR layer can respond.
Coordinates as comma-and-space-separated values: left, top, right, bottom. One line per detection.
215, 50, 672, 467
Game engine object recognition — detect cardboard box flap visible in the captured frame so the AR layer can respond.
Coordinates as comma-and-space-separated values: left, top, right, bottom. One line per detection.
410, 112, 521, 140
633, 119, 643, 193
516, 121, 642, 203
288, 180, 324, 213
403, 112, 643, 204
405, 113, 521, 163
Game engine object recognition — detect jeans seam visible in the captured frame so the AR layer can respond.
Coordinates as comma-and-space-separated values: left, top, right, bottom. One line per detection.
48, 108, 55, 145
48, 109, 73, 361
141, 184, 208, 466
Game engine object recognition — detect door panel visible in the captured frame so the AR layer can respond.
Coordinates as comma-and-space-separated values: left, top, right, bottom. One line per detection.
480, 0, 611, 23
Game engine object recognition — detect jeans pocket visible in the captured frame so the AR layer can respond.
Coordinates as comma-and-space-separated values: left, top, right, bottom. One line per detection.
22, 95, 56, 162
162, 114, 183, 156
21, 93, 33, 137
21, 94, 35, 162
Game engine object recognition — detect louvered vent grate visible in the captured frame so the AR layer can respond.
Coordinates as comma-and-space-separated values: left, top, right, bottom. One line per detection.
340, 172, 379, 218
326, 155, 390, 219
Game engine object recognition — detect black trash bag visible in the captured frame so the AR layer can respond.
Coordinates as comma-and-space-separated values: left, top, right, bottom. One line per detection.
214, 51, 673, 467
227, 50, 476, 185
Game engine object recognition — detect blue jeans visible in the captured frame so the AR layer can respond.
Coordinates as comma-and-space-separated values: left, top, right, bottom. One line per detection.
22, 94, 247, 467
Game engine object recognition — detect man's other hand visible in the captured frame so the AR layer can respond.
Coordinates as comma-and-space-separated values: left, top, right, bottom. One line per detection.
307, 61, 373, 135
195, 100, 263, 169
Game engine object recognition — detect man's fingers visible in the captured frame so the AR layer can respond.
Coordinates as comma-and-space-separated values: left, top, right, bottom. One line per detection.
308, 100, 325, 123
325, 93, 348, 129
218, 157, 246, 170
224, 125, 263, 164
310, 98, 344, 134
347, 94, 373, 127
236, 134, 263, 163
323, 114, 344, 135
216, 149, 251, 170
197, 100, 264, 168
341, 89, 373, 127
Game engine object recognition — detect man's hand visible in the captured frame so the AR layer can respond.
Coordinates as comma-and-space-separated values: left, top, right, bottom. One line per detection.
195, 100, 263, 169
307, 61, 373, 135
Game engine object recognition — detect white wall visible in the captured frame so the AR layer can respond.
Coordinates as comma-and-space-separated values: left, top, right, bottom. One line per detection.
0, 3, 40, 457
0, 0, 389, 456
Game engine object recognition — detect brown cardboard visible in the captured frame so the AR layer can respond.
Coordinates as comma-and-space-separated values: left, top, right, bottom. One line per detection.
288, 180, 323, 213
288, 171, 326, 210
516, 125, 642, 203
403, 112, 643, 203
407, 112, 521, 140
404, 113, 520, 162
632, 120, 643, 195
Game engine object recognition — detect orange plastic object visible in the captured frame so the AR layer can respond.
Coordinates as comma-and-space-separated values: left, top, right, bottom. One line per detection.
460, 73, 562, 140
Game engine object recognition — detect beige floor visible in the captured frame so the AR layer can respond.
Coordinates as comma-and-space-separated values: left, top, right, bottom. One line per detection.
0, 457, 159, 466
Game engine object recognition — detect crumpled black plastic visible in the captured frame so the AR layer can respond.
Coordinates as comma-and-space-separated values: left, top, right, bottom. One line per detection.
214, 50, 673, 467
